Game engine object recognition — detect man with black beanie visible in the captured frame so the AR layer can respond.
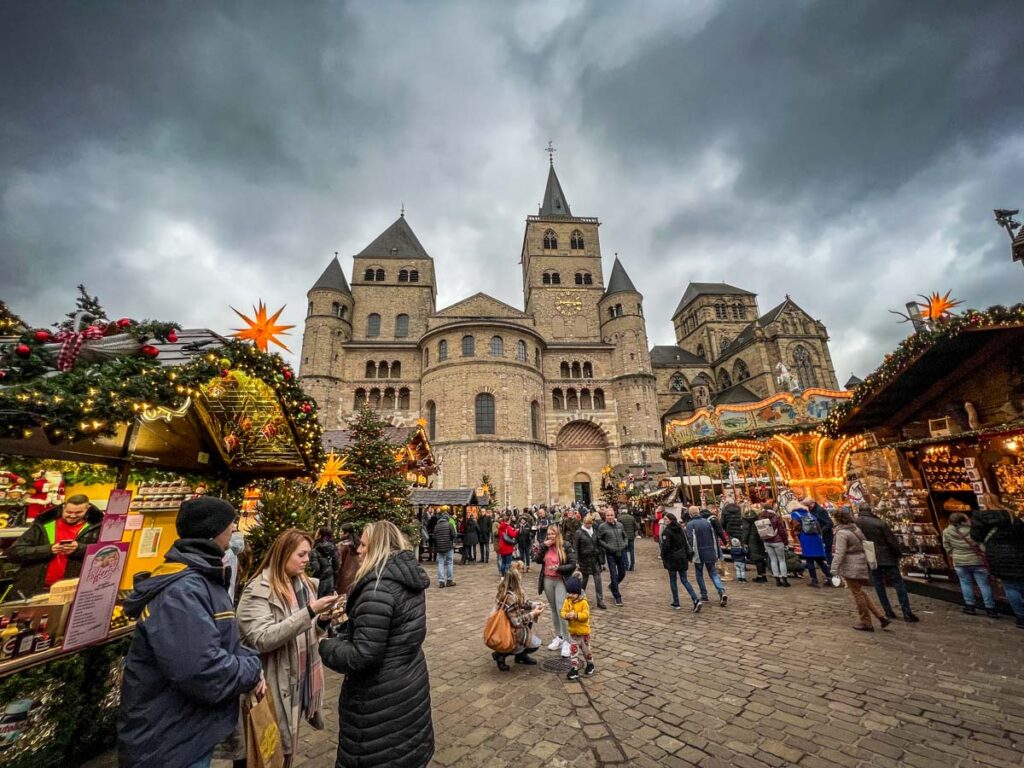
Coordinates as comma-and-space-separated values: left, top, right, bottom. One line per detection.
118, 496, 265, 768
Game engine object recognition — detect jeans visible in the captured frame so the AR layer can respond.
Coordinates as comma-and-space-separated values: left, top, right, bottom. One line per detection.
606, 550, 627, 601
668, 568, 699, 605
480, 540, 490, 563
734, 562, 747, 580
543, 576, 569, 639
1002, 580, 1024, 619
498, 553, 513, 576
580, 572, 604, 604
693, 561, 725, 599
822, 533, 834, 566
954, 565, 995, 609
804, 556, 832, 584
871, 564, 912, 617
437, 549, 454, 584
765, 542, 788, 577
626, 538, 636, 570
518, 541, 531, 565
847, 577, 885, 626
185, 754, 212, 768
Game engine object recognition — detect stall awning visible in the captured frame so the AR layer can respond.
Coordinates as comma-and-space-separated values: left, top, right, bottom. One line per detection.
409, 488, 478, 506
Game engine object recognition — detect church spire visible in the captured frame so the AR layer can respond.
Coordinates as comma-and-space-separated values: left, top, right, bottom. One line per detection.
539, 163, 572, 217
604, 256, 638, 297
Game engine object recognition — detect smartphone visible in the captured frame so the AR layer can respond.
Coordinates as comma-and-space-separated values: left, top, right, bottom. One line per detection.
60, 540, 74, 546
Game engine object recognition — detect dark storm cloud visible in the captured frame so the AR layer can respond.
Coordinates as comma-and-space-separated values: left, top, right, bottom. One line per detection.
1, 0, 1022, 383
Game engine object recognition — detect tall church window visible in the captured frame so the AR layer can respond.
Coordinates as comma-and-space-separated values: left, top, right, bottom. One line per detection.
438, 339, 448, 361
375, 268, 385, 281
398, 269, 409, 283
366, 313, 381, 337
734, 359, 750, 382
475, 393, 495, 434
614, 304, 623, 317
551, 272, 561, 285
543, 230, 558, 250
583, 362, 593, 378
369, 388, 381, 409
398, 388, 410, 410
517, 340, 527, 362
718, 369, 733, 390
793, 345, 817, 388
377, 361, 389, 378
490, 336, 504, 356
409, 270, 419, 282
365, 361, 376, 379
426, 400, 436, 440
395, 314, 409, 338
575, 273, 583, 285
391, 361, 401, 378
570, 230, 584, 250
696, 343, 705, 359
424, 347, 430, 367
531, 401, 540, 440
308, 301, 314, 317
560, 361, 570, 378
715, 302, 727, 319
383, 388, 395, 410
354, 388, 366, 409
581, 389, 593, 410
584, 273, 593, 285
731, 303, 746, 319
566, 388, 579, 410
571, 361, 582, 379
552, 388, 564, 410
670, 373, 686, 392
364, 268, 375, 281
593, 389, 605, 409
462, 335, 475, 357
543, 273, 551, 285
534, 348, 540, 367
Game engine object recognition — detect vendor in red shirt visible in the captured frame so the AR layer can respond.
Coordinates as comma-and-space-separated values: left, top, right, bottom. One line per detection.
9, 494, 104, 596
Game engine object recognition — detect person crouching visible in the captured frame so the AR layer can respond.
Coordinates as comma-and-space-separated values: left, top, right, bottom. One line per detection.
560, 576, 595, 681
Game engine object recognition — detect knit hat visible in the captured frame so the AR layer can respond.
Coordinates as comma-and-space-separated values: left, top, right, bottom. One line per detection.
176, 496, 237, 540
785, 499, 805, 514
564, 576, 583, 595
731, 537, 741, 547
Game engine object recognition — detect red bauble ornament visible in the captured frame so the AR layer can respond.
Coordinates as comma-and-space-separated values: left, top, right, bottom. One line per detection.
167, 330, 178, 343
140, 345, 160, 358
116, 318, 133, 329
301, 402, 312, 413
283, 369, 293, 380
15, 344, 31, 358
0, 371, 6, 380
34, 330, 52, 343
221, 369, 231, 378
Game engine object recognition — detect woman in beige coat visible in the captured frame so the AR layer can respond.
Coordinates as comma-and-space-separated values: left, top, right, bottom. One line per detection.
238, 528, 338, 765
832, 508, 891, 633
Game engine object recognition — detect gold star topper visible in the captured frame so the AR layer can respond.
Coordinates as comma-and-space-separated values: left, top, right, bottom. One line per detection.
918, 290, 963, 322
231, 300, 295, 353
316, 451, 353, 491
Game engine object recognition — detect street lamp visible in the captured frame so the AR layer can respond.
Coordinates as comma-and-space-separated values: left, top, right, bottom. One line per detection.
993, 209, 1024, 267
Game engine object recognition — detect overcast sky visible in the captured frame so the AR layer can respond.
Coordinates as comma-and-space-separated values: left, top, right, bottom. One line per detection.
3, 1, 1022, 382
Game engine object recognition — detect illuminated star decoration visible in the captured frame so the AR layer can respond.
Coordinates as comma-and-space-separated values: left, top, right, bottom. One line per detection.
918, 291, 964, 322
316, 451, 353, 491
231, 301, 295, 353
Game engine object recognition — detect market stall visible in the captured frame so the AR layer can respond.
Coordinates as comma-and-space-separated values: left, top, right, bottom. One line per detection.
408, 488, 478, 561
0, 301, 322, 766
823, 303, 1024, 598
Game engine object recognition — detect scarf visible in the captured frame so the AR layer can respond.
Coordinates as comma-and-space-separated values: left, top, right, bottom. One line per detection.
291, 580, 324, 722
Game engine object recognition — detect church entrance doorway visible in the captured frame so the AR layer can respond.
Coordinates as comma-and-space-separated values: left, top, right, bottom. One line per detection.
573, 473, 592, 505
554, 421, 608, 505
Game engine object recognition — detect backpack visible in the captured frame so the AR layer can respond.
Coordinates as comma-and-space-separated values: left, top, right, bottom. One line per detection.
755, 517, 776, 541
799, 512, 821, 536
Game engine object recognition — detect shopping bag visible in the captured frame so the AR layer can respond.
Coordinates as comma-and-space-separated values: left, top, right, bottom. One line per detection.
862, 540, 878, 570
245, 692, 285, 768
483, 605, 515, 654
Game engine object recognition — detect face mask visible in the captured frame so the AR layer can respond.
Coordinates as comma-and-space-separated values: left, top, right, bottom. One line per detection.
228, 532, 245, 554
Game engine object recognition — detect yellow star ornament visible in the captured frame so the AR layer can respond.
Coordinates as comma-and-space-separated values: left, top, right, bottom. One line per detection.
918, 291, 963, 322
316, 451, 353, 491
231, 300, 295, 353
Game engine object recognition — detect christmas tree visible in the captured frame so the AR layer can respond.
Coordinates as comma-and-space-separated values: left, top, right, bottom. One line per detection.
336, 406, 414, 539
245, 479, 318, 566
478, 473, 496, 510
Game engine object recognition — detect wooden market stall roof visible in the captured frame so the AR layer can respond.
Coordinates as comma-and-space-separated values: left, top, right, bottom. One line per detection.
409, 488, 478, 507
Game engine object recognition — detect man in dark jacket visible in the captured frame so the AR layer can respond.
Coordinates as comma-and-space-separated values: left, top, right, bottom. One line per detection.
618, 509, 638, 570
477, 511, 493, 564
660, 512, 700, 612
433, 510, 456, 588
8, 494, 103, 597
971, 507, 1024, 629
572, 514, 606, 609
855, 503, 919, 622
719, 501, 744, 544
118, 497, 264, 768
688, 510, 727, 606
597, 508, 628, 606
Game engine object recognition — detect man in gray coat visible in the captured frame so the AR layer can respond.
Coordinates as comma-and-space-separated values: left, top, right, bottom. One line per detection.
597, 507, 628, 606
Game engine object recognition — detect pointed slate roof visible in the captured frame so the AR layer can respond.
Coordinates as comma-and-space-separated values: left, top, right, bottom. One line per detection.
311, 256, 351, 294
539, 164, 572, 217
845, 374, 863, 390
672, 282, 755, 319
649, 345, 706, 367
356, 215, 431, 260
712, 382, 760, 406
604, 257, 638, 297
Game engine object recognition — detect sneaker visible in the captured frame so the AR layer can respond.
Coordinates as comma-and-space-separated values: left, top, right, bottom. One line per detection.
566, 668, 580, 681
514, 654, 537, 665
985, 608, 1001, 619
670, 603, 681, 610
692, 600, 702, 614
879, 617, 891, 629
584, 662, 595, 676
561, 642, 572, 658
447, 580, 456, 587
438, 582, 446, 589
700, 597, 710, 603
720, 594, 728, 607
596, 602, 608, 610
547, 636, 564, 651
614, 599, 624, 607
962, 605, 977, 615
904, 613, 920, 623
883, 611, 897, 620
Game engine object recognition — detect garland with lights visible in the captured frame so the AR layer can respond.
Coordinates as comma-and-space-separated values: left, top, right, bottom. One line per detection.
0, 300, 26, 336
820, 303, 1024, 438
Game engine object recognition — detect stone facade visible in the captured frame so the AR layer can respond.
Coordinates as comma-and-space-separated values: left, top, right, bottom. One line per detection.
299, 165, 663, 507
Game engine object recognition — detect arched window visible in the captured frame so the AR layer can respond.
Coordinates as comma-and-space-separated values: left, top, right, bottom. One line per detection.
365, 361, 376, 379
636, 303, 642, 316
438, 339, 448, 361
583, 362, 593, 378
382, 388, 395, 410
364, 268, 375, 281
377, 361, 389, 378
566, 388, 579, 410
696, 343, 705, 359
398, 269, 409, 283
550, 272, 561, 285
575, 273, 583, 285
490, 336, 504, 356
571, 361, 582, 379
308, 301, 314, 317
560, 361, 570, 378
608, 307, 615, 319
395, 314, 409, 338
543, 273, 552, 285
614, 304, 623, 317
793, 345, 817, 388
330, 301, 340, 316
409, 270, 419, 283
531, 400, 540, 440
734, 359, 750, 382
543, 230, 557, 250
718, 369, 733, 390
354, 388, 366, 409
583, 273, 593, 285
391, 361, 401, 378
366, 313, 381, 337
375, 268, 385, 282
714, 302, 727, 319
338, 305, 347, 319
369, 388, 381, 410
398, 387, 410, 410
581, 388, 593, 410
732, 303, 746, 319
670, 372, 687, 392
553, 388, 564, 410
570, 230, 584, 250
423, 347, 430, 367
475, 393, 495, 434
426, 400, 436, 440
517, 340, 527, 362
462, 335, 475, 357
593, 388, 605, 409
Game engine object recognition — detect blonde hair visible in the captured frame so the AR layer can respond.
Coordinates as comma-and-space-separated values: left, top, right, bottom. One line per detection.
353, 520, 412, 589
255, 528, 314, 607
496, 560, 525, 605
547, 523, 567, 564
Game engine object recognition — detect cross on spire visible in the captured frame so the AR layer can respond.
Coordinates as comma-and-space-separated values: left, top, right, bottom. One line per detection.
546, 140, 556, 166
400, 202, 405, 218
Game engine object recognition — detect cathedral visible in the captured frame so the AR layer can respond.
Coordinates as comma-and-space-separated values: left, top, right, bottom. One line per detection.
299, 162, 838, 507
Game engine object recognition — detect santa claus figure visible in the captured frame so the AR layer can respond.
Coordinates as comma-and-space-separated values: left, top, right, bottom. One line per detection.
26, 471, 65, 520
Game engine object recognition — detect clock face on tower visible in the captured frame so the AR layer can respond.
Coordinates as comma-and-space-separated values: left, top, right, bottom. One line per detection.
554, 290, 584, 317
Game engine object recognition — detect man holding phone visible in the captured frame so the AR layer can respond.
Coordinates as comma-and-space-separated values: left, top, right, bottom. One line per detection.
8, 493, 103, 596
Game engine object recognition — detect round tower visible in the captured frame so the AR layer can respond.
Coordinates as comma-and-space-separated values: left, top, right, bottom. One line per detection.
300, 256, 352, 428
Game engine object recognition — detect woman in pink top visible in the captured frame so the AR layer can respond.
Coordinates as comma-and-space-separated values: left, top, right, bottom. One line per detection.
533, 525, 578, 657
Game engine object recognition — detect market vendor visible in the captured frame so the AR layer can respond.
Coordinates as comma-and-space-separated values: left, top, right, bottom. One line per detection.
7, 494, 104, 597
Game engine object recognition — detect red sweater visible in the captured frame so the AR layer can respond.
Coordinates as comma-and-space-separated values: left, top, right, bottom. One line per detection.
497, 521, 516, 556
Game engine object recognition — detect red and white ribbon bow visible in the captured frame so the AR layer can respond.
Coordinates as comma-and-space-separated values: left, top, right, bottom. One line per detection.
53, 325, 105, 371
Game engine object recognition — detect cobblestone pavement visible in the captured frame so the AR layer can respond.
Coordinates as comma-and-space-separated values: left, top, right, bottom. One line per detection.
91, 538, 1024, 767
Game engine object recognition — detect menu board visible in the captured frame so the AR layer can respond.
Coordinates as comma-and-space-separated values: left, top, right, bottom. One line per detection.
61, 541, 129, 652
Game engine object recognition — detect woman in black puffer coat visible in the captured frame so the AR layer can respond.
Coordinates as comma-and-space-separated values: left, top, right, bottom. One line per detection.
319, 521, 433, 768
971, 506, 1024, 626
660, 512, 700, 610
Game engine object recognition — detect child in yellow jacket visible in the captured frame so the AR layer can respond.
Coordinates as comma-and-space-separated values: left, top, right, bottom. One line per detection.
560, 576, 594, 680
